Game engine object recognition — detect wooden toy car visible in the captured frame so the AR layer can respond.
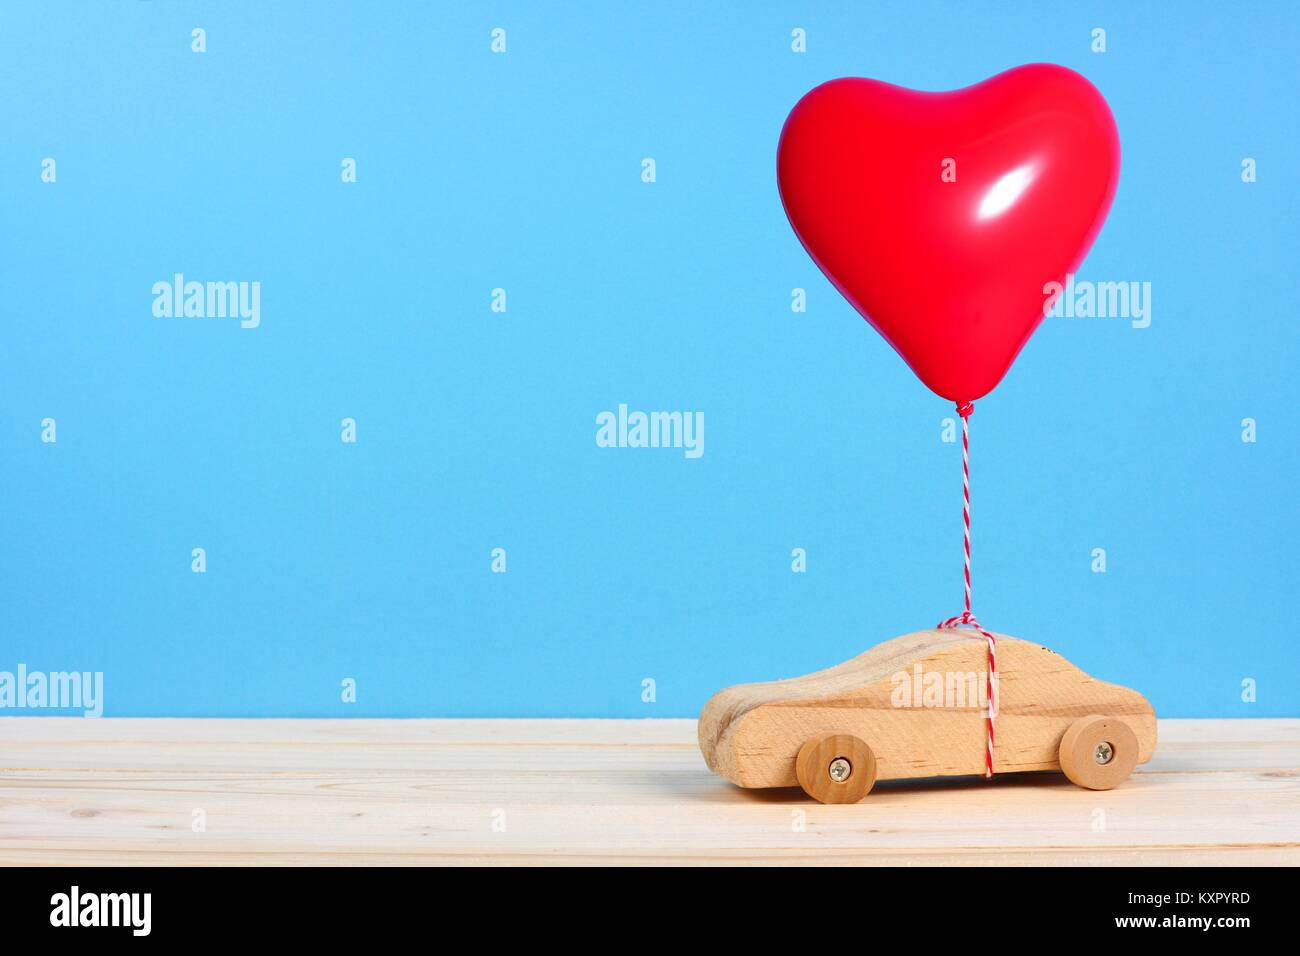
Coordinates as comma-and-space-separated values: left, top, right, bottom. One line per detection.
698, 629, 1156, 803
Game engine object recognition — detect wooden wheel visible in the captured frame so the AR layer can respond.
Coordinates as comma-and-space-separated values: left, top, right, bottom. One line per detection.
795, 733, 876, 804
1059, 714, 1139, 790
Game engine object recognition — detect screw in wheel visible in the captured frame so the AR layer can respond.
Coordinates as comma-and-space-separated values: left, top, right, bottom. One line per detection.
795, 733, 876, 803
1059, 715, 1138, 790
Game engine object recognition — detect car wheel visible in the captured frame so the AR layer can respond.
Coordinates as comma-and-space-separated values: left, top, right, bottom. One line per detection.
1058, 714, 1139, 790
795, 732, 876, 804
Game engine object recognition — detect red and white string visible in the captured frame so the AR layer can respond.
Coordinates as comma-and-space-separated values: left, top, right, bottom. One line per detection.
937, 401, 998, 778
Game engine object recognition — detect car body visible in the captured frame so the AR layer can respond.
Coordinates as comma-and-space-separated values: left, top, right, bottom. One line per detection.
699, 629, 1156, 801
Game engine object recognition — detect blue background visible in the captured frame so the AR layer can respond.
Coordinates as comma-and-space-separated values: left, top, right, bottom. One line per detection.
2, 2, 1296, 717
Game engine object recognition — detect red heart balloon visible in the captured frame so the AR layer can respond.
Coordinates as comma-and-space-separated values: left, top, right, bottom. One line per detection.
777, 64, 1120, 404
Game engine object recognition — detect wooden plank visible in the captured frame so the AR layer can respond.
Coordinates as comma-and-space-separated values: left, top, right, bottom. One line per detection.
0, 718, 1297, 866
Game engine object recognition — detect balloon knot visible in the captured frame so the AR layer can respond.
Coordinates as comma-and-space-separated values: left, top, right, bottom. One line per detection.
956, 401, 974, 418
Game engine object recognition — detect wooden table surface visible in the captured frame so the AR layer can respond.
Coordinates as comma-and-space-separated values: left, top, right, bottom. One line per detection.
2, 718, 1297, 865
